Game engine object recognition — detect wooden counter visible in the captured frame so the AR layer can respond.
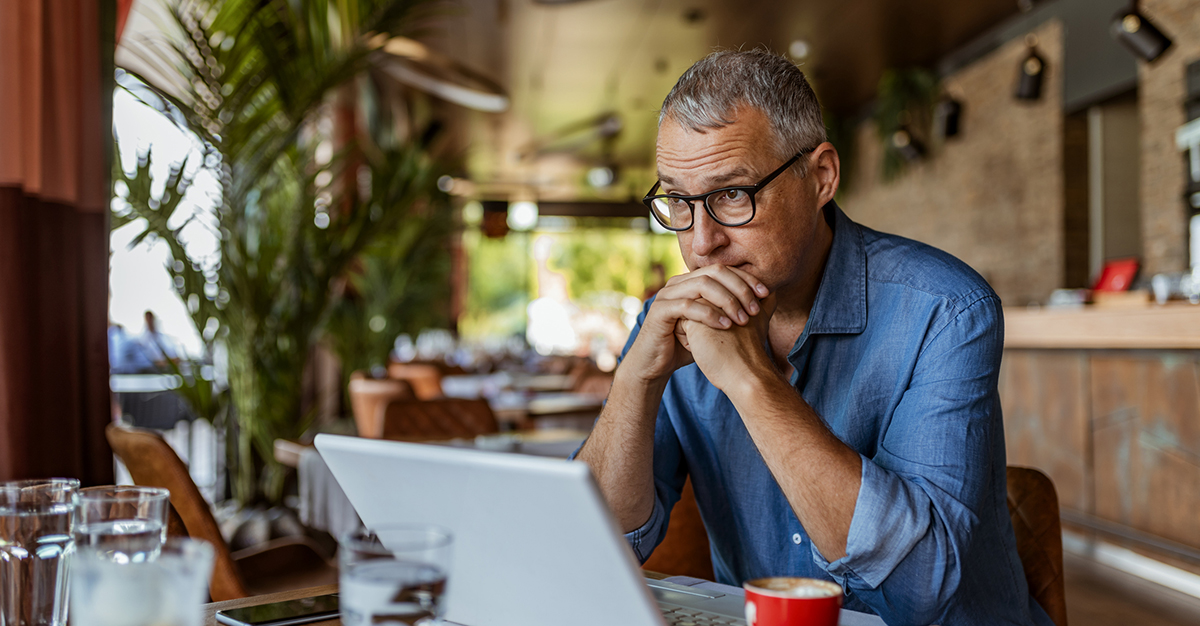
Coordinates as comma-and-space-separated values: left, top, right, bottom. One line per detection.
1004, 302, 1200, 349
999, 304, 1200, 572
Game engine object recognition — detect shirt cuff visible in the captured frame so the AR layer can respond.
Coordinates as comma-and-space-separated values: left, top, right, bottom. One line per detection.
624, 493, 667, 563
813, 455, 930, 589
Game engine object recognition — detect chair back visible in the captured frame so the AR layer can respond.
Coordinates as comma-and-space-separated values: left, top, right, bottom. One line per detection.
348, 372, 415, 438
380, 398, 500, 440
386, 363, 444, 400
573, 373, 614, 396
643, 478, 714, 580
1006, 465, 1067, 626
105, 423, 249, 601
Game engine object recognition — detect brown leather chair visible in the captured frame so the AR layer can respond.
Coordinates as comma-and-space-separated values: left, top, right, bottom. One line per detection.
1007, 465, 1067, 626
348, 371, 415, 438
105, 423, 338, 601
386, 362, 444, 400
379, 397, 500, 440
643, 478, 715, 580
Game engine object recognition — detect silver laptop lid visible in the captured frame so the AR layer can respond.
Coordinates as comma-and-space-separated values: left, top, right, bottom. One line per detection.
314, 434, 664, 626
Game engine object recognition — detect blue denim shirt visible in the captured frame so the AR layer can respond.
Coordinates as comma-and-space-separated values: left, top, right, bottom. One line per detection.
618, 203, 1053, 626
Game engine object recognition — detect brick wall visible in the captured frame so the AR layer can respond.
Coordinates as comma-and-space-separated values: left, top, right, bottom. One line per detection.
1140, 0, 1200, 276
837, 21, 1065, 306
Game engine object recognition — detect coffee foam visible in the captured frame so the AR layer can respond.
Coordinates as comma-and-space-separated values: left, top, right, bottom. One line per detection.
746, 577, 840, 598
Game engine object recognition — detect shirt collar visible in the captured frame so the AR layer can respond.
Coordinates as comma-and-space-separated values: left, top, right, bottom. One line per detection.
803, 200, 867, 335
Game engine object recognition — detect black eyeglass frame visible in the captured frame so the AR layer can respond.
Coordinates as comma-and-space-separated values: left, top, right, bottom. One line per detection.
642, 150, 808, 232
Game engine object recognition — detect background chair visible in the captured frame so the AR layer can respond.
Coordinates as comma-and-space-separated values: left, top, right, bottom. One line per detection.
1007, 465, 1067, 626
106, 423, 338, 601
348, 371, 415, 438
386, 362, 445, 400
642, 478, 714, 581
379, 397, 500, 440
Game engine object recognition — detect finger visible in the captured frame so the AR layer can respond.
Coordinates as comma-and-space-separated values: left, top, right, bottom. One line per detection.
674, 324, 690, 351
653, 296, 735, 331
659, 271, 757, 324
724, 266, 771, 301
652, 280, 744, 326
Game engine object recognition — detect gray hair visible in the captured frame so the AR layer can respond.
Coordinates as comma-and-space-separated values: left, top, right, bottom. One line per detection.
659, 49, 827, 175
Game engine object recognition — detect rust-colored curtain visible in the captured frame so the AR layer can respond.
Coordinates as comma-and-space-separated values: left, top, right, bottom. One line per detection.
0, 0, 115, 484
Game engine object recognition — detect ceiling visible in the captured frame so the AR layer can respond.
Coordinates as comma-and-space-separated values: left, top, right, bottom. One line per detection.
416, 0, 1026, 203
119, 0, 1029, 203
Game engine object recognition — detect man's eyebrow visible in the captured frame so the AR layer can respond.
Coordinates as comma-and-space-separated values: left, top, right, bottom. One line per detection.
656, 167, 755, 191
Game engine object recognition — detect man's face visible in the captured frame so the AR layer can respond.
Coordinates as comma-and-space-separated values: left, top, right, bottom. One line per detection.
655, 107, 824, 294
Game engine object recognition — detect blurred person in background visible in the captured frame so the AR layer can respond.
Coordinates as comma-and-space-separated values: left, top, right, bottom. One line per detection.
121, 310, 181, 373
108, 319, 130, 373
577, 50, 1050, 626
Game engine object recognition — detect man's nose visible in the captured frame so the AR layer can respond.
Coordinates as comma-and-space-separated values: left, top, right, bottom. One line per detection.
688, 202, 730, 258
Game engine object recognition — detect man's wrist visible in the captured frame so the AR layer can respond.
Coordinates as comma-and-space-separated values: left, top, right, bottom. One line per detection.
612, 359, 670, 398
726, 361, 791, 407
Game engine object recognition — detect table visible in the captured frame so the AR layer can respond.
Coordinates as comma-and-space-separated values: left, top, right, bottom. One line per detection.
202, 571, 887, 626
203, 574, 675, 626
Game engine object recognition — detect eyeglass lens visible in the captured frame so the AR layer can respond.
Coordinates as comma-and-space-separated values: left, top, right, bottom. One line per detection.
649, 189, 753, 229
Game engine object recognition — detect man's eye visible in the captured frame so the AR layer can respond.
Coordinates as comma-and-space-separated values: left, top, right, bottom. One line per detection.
724, 190, 747, 201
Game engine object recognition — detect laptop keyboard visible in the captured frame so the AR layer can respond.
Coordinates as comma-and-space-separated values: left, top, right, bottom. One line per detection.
659, 602, 746, 625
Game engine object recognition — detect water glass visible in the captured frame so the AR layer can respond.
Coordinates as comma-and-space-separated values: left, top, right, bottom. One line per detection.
0, 478, 79, 626
339, 525, 453, 626
73, 486, 169, 563
70, 537, 213, 626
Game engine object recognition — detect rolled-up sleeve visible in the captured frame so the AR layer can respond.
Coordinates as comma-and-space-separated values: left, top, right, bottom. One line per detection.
813, 294, 1004, 624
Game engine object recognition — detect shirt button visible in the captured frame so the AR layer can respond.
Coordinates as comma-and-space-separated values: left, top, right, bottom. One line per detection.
792, 533, 803, 545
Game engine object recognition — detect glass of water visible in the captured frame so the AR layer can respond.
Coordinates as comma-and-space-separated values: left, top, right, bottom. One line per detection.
73, 486, 169, 563
70, 537, 213, 626
0, 478, 79, 626
339, 525, 453, 626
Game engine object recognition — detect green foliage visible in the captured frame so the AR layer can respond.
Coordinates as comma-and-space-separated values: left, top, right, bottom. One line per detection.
458, 223, 687, 341
874, 68, 939, 181
458, 230, 532, 339
324, 194, 454, 382
113, 0, 445, 506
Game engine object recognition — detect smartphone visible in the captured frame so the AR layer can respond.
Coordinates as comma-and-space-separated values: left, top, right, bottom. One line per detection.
215, 594, 339, 626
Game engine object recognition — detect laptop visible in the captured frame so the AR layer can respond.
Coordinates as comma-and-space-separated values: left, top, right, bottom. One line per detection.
314, 434, 747, 626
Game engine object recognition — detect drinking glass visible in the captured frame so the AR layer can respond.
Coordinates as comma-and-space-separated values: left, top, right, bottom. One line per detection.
72, 486, 169, 563
339, 525, 453, 626
0, 478, 79, 626
70, 537, 213, 626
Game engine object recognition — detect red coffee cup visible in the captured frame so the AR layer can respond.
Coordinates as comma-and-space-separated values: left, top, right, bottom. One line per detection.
743, 577, 843, 626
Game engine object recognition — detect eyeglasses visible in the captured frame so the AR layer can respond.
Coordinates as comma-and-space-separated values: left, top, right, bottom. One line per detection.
642, 151, 807, 232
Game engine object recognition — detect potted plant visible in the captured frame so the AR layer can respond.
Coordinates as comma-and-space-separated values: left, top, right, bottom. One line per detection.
113, 0, 449, 505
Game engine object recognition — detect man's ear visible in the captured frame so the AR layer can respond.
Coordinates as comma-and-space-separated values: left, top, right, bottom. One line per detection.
809, 142, 840, 206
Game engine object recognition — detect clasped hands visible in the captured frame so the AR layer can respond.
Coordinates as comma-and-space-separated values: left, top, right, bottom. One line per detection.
628, 264, 777, 393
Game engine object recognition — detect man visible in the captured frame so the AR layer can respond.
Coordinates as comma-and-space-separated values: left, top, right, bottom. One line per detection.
576, 50, 1053, 625
122, 310, 180, 373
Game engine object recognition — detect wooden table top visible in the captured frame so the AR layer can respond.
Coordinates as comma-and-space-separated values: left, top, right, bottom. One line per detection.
204, 584, 340, 626
204, 572, 671, 626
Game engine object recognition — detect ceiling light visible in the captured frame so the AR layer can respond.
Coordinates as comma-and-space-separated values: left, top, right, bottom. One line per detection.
890, 128, 925, 162
507, 201, 539, 232
1015, 35, 1045, 101
376, 36, 509, 112
1111, 5, 1172, 62
587, 166, 616, 188
462, 201, 483, 227
789, 40, 810, 60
